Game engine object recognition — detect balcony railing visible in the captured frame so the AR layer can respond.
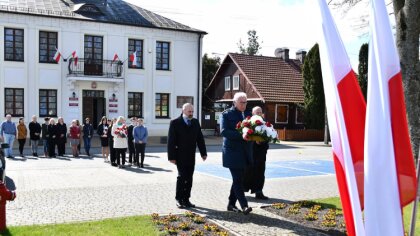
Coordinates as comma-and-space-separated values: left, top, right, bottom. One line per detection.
68, 58, 123, 78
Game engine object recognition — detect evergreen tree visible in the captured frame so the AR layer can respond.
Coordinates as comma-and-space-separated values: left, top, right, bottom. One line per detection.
302, 43, 325, 129
237, 30, 262, 55
202, 53, 221, 111
357, 43, 368, 99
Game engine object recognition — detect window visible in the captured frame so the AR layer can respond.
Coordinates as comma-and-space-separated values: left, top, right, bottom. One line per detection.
39, 31, 58, 63
156, 41, 170, 70
232, 75, 239, 90
4, 28, 24, 61
5, 88, 24, 116
155, 93, 170, 118
128, 39, 144, 68
275, 104, 289, 124
128, 92, 143, 118
224, 76, 231, 91
295, 105, 304, 124
84, 35, 103, 61
39, 89, 57, 117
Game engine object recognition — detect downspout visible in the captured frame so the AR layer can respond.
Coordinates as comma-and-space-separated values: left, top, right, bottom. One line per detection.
197, 33, 203, 121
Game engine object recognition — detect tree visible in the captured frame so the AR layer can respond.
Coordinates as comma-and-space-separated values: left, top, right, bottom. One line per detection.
202, 53, 221, 112
358, 43, 368, 99
237, 30, 262, 55
302, 43, 325, 129
335, 0, 419, 160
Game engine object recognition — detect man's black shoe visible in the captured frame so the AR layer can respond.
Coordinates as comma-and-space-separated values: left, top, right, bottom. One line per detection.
227, 205, 241, 213
176, 200, 186, 209
255, 193, 269, 200
242, 207, 252, 215
184, 200, 196, 208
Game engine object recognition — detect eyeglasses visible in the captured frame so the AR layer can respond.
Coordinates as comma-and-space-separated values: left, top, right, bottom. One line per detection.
238, 102, 247, 104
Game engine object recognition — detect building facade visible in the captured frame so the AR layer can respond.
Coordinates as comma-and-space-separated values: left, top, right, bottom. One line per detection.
0, 0, 205, 136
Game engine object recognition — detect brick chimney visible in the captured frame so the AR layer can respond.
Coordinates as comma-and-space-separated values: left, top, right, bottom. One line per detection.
296, 50, 307, 63
274, 47, 289, 60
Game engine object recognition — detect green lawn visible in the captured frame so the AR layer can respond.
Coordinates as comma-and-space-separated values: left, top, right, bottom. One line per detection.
3, 215, 161, 236
315, 197, 420, 235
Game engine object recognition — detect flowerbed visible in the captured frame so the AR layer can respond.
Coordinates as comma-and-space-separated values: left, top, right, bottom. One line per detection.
151, 212, 232, 236
263, 201, 346, 236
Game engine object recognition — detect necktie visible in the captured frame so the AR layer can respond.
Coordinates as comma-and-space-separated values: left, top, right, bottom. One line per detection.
242, 112, 245, 119
187, 119, 191, 126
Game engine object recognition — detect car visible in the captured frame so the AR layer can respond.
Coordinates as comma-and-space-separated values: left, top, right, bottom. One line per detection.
0, 143, 8, 183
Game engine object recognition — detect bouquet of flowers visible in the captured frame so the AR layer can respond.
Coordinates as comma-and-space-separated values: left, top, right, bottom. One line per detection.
236, 115, 278, 143
114, 124, 127, 138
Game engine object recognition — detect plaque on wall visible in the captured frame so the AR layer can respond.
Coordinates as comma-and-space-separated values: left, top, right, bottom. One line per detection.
176, 96, 193, 108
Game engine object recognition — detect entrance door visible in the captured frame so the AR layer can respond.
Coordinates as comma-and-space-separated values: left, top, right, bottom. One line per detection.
82, 90, 105, 129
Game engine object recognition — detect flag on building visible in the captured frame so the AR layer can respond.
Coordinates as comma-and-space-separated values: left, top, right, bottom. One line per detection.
129, 51, 137, 67
364, 0, 417, 235
72, 51, 78, 66
317, 0, 367, 235
53, 48, 61, 63
113, 53, 119, 62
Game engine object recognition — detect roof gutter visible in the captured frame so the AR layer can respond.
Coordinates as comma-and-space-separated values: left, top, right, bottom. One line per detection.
197, 33, 203, 121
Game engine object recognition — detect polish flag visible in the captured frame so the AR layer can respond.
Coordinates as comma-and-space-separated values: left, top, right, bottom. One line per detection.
112, 53, 119, 62
129, 51, 137, 67
317, 1, 366, 235
364, 0, 417, 235
53, 48, 61, 63
72, 51, 78, 66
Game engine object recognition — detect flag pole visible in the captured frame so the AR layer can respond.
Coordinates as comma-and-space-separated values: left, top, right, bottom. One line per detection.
409, 148, 420, 236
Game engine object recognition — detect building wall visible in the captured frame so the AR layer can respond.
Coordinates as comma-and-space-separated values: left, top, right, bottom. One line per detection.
0, 12, 202, 136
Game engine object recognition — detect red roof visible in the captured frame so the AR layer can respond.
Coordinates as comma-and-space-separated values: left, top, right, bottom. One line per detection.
229, 53, 304, 103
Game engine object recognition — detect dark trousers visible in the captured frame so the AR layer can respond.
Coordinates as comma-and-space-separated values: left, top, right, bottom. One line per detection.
244, 160, 266, 193
176, 164, 194, 201
57, 141, 65, 156
48, 139, 56, 157
18, 139, 26, 155
109, 143, 116, 164
83, 137, 91, 155
228, 168, 248, 209
115, 148, 126, 165
134, 143, 146, 166
128, 140, 135, 163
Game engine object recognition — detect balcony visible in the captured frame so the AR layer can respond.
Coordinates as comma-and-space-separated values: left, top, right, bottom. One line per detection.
68, 58, 123, 78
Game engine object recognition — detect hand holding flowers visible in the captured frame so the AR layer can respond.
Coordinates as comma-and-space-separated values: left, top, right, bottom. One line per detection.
236, 115, 278, 143
114, 124, 127, 138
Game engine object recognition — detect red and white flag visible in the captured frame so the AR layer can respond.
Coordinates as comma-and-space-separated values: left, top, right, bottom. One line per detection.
53, 48, 61, 63
317, 1, 366, 235
71, 50, 78, 66
129, 51, 137, 67
364, 0, 417, 235
112, 53, 119, 63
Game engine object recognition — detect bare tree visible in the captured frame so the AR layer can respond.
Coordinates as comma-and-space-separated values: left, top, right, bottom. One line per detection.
334, 0, 419, 160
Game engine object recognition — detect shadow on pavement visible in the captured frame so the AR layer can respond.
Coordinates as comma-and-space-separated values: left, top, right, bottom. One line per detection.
246, 196, 294, 205
191, 206, 326, 235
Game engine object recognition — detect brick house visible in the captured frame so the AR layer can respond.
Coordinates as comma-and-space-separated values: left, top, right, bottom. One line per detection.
205, 48, 306, 130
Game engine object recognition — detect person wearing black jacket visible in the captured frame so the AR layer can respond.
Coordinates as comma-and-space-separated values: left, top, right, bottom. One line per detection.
41, 117, 50, 157
47, 118, 58, 157
167, 103, 207, 209
29, 115, 42, 157
97, 116, 109, 162
243, 106, 270, 200
83, 118, 94, 156
108, 118, 117, 166
56, 117, 67, 156
127, 117, 136, 164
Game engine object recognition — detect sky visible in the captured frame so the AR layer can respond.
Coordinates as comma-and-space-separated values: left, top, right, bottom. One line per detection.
125, 0, 394, 69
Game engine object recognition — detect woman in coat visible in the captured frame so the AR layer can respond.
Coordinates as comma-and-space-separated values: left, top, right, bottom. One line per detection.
17, 117, 27, 157
47, 118, 58, 158
56, 117, 67, 156
111, 116, 128, 168
97, 116, 109, 162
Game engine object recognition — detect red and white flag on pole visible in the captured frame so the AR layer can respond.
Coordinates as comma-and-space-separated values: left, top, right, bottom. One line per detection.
317, 1, 366, 235
364, 0, 417, 235
129, 51, 137, 67
71, 51, 78, 66
53, 48, 61, 63
113, 53, 119, 63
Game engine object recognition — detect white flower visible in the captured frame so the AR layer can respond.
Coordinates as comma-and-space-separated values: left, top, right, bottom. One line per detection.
242, 127, 249, 134
255, 126, 262, 133
250, 115, 264, 125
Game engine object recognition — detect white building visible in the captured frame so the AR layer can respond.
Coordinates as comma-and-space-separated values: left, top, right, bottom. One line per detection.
0, 0, 205, 136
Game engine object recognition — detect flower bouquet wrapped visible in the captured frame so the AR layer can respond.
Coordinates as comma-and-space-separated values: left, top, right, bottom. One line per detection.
114, 124, 127, 138
236, 115, 278, 143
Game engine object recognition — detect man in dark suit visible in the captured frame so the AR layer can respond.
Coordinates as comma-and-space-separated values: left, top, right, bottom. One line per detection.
167, 103, 207, 208
243, 106, 269, 200
220, 92, 253, 215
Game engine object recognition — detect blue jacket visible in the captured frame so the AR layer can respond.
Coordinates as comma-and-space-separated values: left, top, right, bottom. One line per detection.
133, 125, 148, 143
220, 106, 253, 169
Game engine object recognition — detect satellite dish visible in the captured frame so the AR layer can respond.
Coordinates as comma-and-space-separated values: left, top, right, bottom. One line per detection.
274, 48, 283, 58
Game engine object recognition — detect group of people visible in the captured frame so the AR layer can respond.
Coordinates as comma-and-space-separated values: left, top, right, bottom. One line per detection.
167, 96, 269, 215
0, 114, 149, 169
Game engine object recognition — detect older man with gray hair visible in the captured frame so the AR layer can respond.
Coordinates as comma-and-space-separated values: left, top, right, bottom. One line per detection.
1, 114, 17, 158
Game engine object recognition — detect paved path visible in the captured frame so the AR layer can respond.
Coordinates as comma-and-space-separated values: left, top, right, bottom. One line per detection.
5, 141, 338, 235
